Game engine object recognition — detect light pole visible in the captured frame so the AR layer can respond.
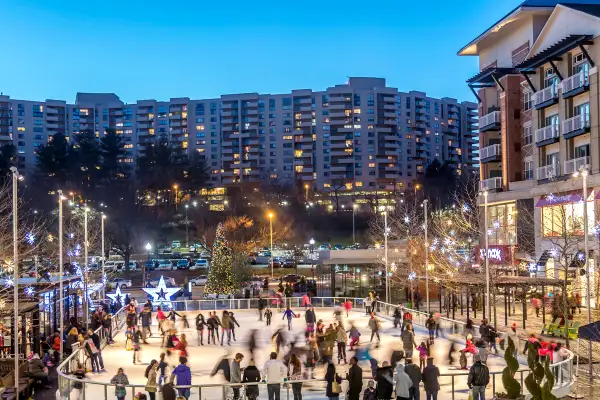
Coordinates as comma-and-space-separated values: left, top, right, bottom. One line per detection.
58, 190, 65, 360
352, 204, 357, 244
574, 167, 592, 377
185, 204, 189, 248
9, 167, 20, 390
384, 210, 389, 303
423, 199, 430, 312
173, 184, 179, 210
268, 212, 274, 278
481, 188, 490, 321
144, 242, 152, 288
101, 213, 106, 300
309, 238, 315, 254
304, 184, 309, 203
145, 242, 152, 261
84, 205, 89, 329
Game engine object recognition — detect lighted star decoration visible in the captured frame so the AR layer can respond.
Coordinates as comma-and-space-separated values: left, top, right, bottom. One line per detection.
25, 232, 35, 245
106, 285, 126, 304
142, 276, 181, 303
408, 271, 417, 281
4, 278, 14, 288
24, 286, 35, 297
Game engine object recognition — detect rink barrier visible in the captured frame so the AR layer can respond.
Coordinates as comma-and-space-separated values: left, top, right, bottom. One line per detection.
57, 298, 575, 399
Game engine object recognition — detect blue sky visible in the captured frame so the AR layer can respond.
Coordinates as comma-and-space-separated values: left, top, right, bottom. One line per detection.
1, 1, 524, 103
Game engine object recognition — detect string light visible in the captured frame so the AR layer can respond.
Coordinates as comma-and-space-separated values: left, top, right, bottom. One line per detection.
25, 232, 35, 245
25, 287, 35, 297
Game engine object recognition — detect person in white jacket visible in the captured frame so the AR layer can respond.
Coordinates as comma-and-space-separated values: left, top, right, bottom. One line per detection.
394, 364, 412, 400
365, 297, 372, 315
263, 352, 286, 400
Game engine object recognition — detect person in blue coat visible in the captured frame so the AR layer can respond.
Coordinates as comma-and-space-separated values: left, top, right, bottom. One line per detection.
282, 306, 297, 331
171, 356, 192, 400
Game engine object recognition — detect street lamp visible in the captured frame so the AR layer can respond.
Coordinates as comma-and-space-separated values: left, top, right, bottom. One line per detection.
309, 238, 315, 254
352, 204, 358, 244
185, 204, 189, 248
173, 184, 179, 210
414, 184, 421, 197
573, 167, 592, 377
101, 213, 106, 300
268, 212, 274, 278
9, 167, 21, 389
423, 199, 430, 312
383, 209, 390, 303
304, 184, 309, 203
83, 205, 90, 329
57, 190, 66, 360
145, 242, 152, 259
480, 188, 490, 320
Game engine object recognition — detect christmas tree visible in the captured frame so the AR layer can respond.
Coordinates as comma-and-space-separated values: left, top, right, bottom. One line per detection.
205, 223, 236, 294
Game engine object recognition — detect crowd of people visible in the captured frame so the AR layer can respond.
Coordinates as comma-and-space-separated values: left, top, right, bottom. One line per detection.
52, 289, 575, 400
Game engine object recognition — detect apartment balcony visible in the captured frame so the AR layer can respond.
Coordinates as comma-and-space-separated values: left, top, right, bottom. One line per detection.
561, 70, 589, 99
295, 136, 313, 143
377, 127, 393, 133
329, 111, 349, 118
329, 95, 351, 102
46, 108, 59, 114
171, 121, 182, 128
170, 106, 182, 113
535, 124, 559, 146
383, 104, 396, 110
479, 111, 501, 132
46, 123, 59, 129
416, 114, 426, 123
448, 111, 460, 120
383, 119, 398, 125
536, 162, 560, 180
562, 113, 590, 139
479, 144, 502, 163
564, 156, 590, 175
328, 103, 349, 110
295, 98, 312, 105
170, 113, 182, 120
331, 165, 349, 172
479, 177, 502, 191
534, 85, 558, 109
295, 143, 313, 151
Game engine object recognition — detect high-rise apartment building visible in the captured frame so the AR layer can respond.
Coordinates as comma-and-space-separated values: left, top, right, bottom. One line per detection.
0, 77, 478, 192
459, 1, 600, 284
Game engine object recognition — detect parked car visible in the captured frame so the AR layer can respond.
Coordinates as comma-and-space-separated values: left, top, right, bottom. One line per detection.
190, 259, 209, 270
190, 275, 208, 286
110, 278, 132, 289
103, 261, 119, 271
156, 260, 173, 270
282, 258, 295, 268
318, 243, 331, 250
333, 244, 344, 250
147, 277, 176, 287
282, 274, 302, 283
116, 261, 137, 271
144, 260, 156, 271
174, 259, 190, 270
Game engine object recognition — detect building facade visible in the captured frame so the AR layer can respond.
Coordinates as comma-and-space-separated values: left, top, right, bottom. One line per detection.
459, 1, 600, 295
0, 77, 478, 193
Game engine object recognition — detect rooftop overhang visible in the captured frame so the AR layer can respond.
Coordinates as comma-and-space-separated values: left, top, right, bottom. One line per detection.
466, 67, 519, 103
458, 4, 554, 56
516, 34, 595, 72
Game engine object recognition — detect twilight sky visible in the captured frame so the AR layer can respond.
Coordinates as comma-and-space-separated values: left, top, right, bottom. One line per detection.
0, 0, 523, 103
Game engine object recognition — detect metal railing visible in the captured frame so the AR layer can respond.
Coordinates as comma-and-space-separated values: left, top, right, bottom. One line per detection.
536, 162, 560, 180
534, 85, 558, 107
562, 113, 590, 136
57, 298, 575, 400
561, 70, 588, 94
534, 124, 559, 143
480, 144, 501, 160
564, 156, 590, 175
480, 111, 500, 130
479, 177, 502, 191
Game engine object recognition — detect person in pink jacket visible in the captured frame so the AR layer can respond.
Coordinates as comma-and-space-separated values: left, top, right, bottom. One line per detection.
156, 306, 166, 334
302, 293, 311, 309
344, 300, 352, 317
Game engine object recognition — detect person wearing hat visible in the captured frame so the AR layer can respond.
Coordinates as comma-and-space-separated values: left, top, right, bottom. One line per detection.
363, 379, 377, 400
507, 323, 519, 357
467, 354, 489, 400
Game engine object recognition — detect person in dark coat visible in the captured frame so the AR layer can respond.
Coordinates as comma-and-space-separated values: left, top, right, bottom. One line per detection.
242, 359, 261, 400
345, 356, 363, 400
325, 362, 342, 399
375, 361, 394, 400
422, 357, 440, 400
404, 358, 423, 400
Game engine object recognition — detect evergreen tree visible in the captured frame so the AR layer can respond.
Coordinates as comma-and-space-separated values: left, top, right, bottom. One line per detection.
205, 223, 236, 294
100, 128, 128, 182
35, 131, 73, 188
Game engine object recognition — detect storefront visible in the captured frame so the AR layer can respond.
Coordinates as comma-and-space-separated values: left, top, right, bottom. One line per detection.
474, 244, 520, 275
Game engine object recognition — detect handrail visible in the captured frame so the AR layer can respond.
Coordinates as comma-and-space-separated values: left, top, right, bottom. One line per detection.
56, 298, 575, 399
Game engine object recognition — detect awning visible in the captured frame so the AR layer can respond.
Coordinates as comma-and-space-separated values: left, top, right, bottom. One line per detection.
537, 250, 550, 268
535, 190, 592, 207
467, 67, 519, 102
517, 35, 594, 72
578, 321, 600, 342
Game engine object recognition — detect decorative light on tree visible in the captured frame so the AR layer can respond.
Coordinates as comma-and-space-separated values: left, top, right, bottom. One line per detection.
4, 278, 14, 288
408, 271, 417, 281
24, 286, 35, 297
47, 234, 54, 243
204, 223, 236, 295
25, 232, 35, 245
69, 233, 74, 239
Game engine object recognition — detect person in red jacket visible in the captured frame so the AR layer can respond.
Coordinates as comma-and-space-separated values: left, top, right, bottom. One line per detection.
344, 300, 352, 317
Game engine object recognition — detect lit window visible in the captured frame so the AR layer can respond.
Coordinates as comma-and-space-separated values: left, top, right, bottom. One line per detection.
196, 125, 205, 131
295, 165, 303, 172
324, 183, 331, 188
354, 109, 361, 114
355, 182, 363, 187
368, 163, 375, 168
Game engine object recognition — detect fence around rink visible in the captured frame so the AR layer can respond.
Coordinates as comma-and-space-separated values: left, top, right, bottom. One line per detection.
58, 297, 575, 400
